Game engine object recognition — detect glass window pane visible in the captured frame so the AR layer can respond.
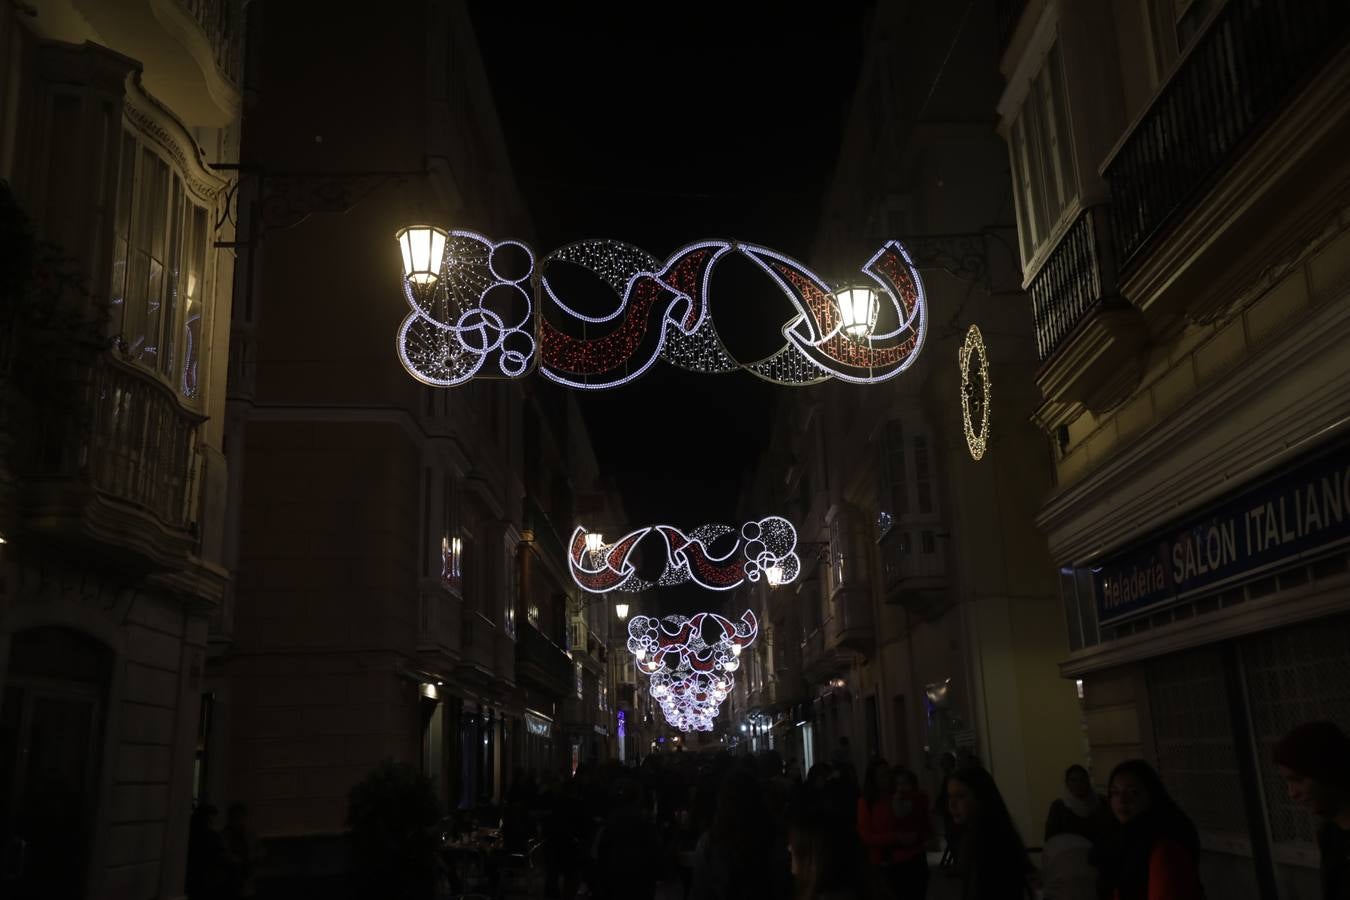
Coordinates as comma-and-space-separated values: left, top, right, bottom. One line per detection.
181, 205, 208, 399
128, 149, 169, 365
161, 176, 183, 375
110, 133, 136, 336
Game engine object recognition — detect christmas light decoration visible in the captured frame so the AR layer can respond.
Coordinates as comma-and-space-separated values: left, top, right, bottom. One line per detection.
568, 517, 800, 594
627, 610, 758, 732
397, 230, 537, 387
393, 229, 929, 388
959, 324, 991, 460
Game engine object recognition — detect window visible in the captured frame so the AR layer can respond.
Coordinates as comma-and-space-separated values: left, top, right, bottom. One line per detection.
914, 435, 933, 515
1008, 42, 1077, 267
574, 661, 583, 699
503, 537, 517, 638
110, 133, 213, 402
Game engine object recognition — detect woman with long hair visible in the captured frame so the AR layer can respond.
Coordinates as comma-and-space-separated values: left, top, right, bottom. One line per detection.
691, 767, 790, 900
946, 766, 1035, 900
790, 801, 885, 900
1094, 760, 1203, 900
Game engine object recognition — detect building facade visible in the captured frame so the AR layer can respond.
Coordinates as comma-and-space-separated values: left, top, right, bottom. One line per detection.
726, 1, 1085, 842
997, 0, 1350, 896
0, 1, 244, 897
206, 3, 627, 884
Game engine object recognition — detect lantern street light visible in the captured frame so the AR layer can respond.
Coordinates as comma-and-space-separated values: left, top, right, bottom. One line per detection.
584, 531, 605, 559
764, 565, 785, 587
834, 286, 879, 341
396, 225, 448, 304
614, 602, 630, 621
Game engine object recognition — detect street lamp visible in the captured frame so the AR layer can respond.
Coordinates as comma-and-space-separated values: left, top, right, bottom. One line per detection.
584, 531, 605, 559
764, 565, 785, 587
614, 602, 630, 621
834, 286, 879, 340
396, 226, 448, 300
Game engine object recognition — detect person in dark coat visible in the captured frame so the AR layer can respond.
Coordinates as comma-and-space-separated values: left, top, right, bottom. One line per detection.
1274, 721, 1350, 900
1045, 765, 1114, 846
946, 766, 1034, 900
1094, 760, 1203, 900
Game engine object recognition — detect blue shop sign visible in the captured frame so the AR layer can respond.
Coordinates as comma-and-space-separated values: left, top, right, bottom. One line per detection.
1095, 440, 1350, 625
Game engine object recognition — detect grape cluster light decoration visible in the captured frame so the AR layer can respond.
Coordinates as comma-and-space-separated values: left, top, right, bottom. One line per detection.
569, 517, 800, 594
394, 228, 927, 388
628, 610, 758, 732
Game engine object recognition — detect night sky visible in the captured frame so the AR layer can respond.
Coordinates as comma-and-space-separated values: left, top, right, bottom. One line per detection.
469, 4, 874, 606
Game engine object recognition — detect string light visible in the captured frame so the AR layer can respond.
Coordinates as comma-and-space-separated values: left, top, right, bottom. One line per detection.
627, 610, 758, 732
959, 324, 991, 460
568, 517, 801, 594
393, 229, 929, 388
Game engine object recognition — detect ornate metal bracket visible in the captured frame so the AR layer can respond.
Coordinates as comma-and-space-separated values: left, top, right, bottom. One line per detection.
210, 165, 428, 247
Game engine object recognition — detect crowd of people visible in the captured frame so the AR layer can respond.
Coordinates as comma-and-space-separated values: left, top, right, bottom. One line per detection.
183, 718, 1350, 900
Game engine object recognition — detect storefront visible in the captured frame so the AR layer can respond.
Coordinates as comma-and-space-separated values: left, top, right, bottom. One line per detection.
1058, 434, 1350, 898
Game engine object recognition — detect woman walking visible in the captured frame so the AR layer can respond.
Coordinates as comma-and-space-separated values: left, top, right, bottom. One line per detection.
1095, 760, 1203, 900
857, 759, 932, 898
945, 766, 1035, 899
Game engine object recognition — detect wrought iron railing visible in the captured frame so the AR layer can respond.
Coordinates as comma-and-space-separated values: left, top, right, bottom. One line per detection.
1105, 0, 1350, 271
176, 0, 244, 86
1029, 206, 1115, 360
880, 527, 948, 590
89, 357, 203, 529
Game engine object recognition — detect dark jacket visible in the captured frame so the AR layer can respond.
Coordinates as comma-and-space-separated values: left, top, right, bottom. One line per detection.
1321, 821, 1350, 900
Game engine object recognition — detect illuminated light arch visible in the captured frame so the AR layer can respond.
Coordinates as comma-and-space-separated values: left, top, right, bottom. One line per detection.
393, 230, 928, 388
568, 517, 800, 594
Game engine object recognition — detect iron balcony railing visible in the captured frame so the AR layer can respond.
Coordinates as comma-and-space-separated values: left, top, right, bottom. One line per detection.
89, 357, 203, 529
1029, 206, 1116, 360
176, 0, 244, 86
1105, 0, 1350, 271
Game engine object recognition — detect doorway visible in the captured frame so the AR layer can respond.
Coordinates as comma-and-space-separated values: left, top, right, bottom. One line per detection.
0, 627, 110, 900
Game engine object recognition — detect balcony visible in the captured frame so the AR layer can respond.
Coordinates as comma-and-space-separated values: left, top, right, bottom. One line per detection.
825, 586, 873, 654
1029, 207, 1148, 408
457, 611, 497, 684
516, 621, 572, 697
522, 494, 568, 575
31, 0, 244, 126
417, 585, 462, 662
1104, 0, 1350, 273
880, 527, 947, 596
22, 356, 205, 572
1029, 206, 1118, 361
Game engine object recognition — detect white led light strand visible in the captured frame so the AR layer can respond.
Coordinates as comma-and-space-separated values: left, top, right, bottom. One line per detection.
569, 517, 800, 594
959, 324, 991, 461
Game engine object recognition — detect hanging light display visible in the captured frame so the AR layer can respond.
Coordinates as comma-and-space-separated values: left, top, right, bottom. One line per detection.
569, 517, 800, 594
959, 324, 991, 460
627, 610, 758, 732
394, 228, 927, 388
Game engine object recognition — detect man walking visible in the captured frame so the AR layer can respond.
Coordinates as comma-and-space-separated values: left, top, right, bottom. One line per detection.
1275, 721, 1350, 900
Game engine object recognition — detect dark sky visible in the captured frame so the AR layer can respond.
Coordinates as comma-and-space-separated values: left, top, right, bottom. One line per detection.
469, 4, 874, 542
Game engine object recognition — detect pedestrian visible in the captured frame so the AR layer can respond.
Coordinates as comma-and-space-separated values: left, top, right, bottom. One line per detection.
691, 767, 789, 900
1095, 759, 1203, 900
591, 778, 662, 900
186, 803, 226, 900
945, 766, 1034, 899
1273, 720, 1350, 900
935, 751, 961, 872
222, 803, 259, 899
1041, 764, 1114, 899
790, 799, 886, 900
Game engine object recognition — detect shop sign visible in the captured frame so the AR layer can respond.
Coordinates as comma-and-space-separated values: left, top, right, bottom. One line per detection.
1095, 440, 1350, 625
525, 712, 552, 737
